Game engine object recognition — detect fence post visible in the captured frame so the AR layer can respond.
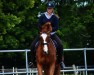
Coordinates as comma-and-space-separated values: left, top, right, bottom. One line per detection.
25, 49, 29, 75
15, 68, 18, 75
30, 68, 31, 75
84, 48, 87, 75
31, 69, 34, 75
2, 66, 4, 75
76, 66, 78, 74
83, 70, 85, 75
63, 70, 64, 75
13, 67, 14, 75
72, 64, 78, 75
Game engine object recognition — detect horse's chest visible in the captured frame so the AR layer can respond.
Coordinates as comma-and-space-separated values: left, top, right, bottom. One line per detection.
36, 43, 56, 64
36, 52, 56, 64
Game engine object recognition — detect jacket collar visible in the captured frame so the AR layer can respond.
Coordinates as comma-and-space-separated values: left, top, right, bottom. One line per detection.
44, 12, 54, 19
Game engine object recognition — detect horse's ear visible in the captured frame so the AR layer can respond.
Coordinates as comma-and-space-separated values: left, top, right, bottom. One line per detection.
40, 32, 42, 34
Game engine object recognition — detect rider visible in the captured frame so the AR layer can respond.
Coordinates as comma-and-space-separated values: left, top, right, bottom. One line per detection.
30, 1, 64, 68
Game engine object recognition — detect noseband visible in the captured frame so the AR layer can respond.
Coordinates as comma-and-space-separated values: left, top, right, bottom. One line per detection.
43, 43, 48, 45
40, 33, 51, 54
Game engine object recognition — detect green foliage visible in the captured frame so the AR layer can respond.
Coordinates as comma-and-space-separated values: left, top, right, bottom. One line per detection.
56, 2, 94, 48
0, 0, 35, 49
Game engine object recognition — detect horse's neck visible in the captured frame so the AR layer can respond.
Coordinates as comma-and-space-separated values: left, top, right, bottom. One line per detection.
38, 39, 54, 52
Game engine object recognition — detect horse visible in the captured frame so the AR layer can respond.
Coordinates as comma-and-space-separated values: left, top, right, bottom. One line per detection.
36, 22, 60, 75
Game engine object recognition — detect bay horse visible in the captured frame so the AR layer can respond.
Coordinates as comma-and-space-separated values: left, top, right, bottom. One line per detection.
36, 22, 60, 75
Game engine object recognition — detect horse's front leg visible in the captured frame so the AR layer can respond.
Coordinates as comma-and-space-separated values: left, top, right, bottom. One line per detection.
49, 62, 55, 75
37, 63, 42, 75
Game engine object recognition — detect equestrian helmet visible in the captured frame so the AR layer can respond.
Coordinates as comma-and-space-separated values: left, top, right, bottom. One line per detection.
46, 1, 55, 8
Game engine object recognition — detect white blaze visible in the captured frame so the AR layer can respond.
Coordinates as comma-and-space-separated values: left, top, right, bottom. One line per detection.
41, 33, 48, 53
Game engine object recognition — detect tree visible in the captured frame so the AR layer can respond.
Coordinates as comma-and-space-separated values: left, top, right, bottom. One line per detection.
0, 0, 35, 67
0, 0, 35, 49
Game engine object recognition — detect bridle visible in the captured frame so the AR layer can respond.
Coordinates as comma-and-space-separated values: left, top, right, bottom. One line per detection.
40, 32, 51, 45
40, 32, 51, 54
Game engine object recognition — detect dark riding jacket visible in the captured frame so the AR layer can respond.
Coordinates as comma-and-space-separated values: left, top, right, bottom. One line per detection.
38, 12, 59, 33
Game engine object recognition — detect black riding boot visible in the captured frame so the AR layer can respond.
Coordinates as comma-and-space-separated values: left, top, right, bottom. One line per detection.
57, 46, 63, 63
57, 45, 64, 69
30, 35, 39, 66
31, 48, 36, 63
30, 46, 36, 67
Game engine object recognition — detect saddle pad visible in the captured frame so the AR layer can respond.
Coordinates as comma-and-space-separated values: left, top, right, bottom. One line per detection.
52, 40, 58, 49
35, 41, 39, 48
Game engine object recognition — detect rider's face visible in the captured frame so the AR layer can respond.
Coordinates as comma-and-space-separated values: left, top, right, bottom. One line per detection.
47, 8, 53, 14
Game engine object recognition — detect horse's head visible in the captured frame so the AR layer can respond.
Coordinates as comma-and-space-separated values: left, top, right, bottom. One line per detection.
39, 22, 52, 53
40, 22, 52, 33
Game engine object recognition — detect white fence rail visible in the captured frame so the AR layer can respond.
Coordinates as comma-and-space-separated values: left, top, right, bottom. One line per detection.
0, 66, 94, 75
0, 48, 94, 75
0, 49, 29, 75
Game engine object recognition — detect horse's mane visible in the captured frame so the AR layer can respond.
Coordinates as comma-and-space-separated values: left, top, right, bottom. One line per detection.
40, 22, 52, 33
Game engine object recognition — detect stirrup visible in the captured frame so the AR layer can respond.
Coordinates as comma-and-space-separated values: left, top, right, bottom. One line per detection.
60, 62, 65, 70
29, 62, 34, 68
